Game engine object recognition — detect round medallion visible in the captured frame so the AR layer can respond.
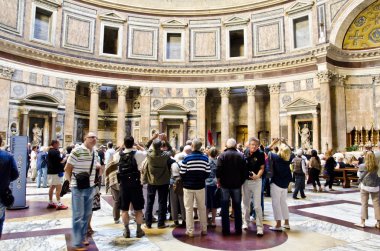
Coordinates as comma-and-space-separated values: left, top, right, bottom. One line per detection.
133, 101, 140, 110
354, 16, 366, 27
99, 101, 109, 111
13, 85, 24, 97
185, 100, 195, 109
153, 99, 161, 108
369, 28, 380, 43
282, 95, 291, 105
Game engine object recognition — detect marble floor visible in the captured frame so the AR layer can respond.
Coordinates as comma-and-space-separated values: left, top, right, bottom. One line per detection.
1, 182, 379, 251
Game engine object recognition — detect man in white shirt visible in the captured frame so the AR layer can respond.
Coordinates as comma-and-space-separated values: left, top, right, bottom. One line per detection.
105, 142, 116, 166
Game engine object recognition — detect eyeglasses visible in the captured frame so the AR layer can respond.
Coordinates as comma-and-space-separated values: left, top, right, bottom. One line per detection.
87, 136, 97, 139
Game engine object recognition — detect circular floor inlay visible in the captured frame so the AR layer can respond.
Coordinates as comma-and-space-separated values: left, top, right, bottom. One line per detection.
172, 222, 288, 251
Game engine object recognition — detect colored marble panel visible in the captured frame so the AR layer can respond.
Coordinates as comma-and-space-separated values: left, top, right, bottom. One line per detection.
0, 0, 19, 29
194, 32, 217, 57
66, 16, 91, 48
257, 23, 280, 52
132, 30, 154, 56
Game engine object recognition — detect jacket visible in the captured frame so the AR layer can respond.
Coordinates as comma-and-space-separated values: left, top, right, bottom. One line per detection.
216, 148, 247, 189
145, 149, 171, 185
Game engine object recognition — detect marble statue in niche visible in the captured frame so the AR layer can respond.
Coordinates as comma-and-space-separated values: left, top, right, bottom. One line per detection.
170, 130, 178, 149
299, 124, 311, 149
32, 123, 43, 146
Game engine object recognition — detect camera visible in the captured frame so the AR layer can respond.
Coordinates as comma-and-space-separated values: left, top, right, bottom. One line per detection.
249, 171, 254, 177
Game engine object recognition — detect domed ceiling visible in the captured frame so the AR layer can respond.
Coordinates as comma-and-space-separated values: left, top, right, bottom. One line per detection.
82, 0, 288, 15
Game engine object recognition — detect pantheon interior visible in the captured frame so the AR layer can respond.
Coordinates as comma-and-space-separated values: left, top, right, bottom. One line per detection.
1, 0, 380, 250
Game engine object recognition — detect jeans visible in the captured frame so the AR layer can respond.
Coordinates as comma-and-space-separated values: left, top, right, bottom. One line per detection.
145, 184, 169, 227
220, 188, 242, 234
0, 202, 5, 238
293, 173, 306, 198
36, 168, 48, 188
71, 187, 94, 247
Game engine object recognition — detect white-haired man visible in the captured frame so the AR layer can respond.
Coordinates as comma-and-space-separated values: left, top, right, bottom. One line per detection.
216, 138, 247, 235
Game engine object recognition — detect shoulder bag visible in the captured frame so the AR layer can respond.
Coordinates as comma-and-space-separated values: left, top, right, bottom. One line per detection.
74, 152, 94, 189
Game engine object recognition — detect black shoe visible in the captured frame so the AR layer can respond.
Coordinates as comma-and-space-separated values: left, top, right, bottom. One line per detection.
136, 229, 145, 238
293, 197, 300, 200
235, 230, 242, 235
180, 221, 186, 227
170, 221, 180, 227
158, 224, 169, 229
144, 224, 152, 229
222, 231, 231, 236
123, 229, 130, 238
194, 216, 199, 220
301, 196, 307, 199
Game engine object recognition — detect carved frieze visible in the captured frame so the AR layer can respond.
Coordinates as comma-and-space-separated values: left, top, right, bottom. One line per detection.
89, 82, 102, 94
64, 79, 78, 91
316, 70, 333, 83
245, 85, 256, 96
219, 87, 230, 98
268, 83, 280, 94
196, 88, 207, 97
117, 85, 129, 96
0, 66, 15, 80
140, 86, 152, 97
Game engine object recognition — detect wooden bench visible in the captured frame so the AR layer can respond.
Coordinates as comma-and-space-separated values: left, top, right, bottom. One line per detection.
318, 168, 359, 188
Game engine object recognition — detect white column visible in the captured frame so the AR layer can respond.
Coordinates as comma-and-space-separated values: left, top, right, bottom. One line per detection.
63, 80, 77, 146
287, 115, 293, 147
219, 87, 230, 147
196, 88, 207, 145
140, 87, 152, 143
335, 75, 347, 151
269, 84, 280, 140
312, 113, 320, 152
245, 85, 257, 138
89, 82, 102, 133
50, 112, 57, 141
0, 67, 14, 140
117, 85, 128, 147
317, 71, 333, 152
22, 108, 29, 136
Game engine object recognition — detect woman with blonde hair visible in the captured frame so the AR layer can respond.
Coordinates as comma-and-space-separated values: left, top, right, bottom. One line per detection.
265, 138, 293, 231
355, 152, 380, 228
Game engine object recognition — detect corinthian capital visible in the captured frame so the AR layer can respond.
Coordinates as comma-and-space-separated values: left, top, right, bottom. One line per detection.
219, 87, 230, 98
89, 82, 102, 94
373, 75, 380, 85
140, 86, 152, 97
64, 79, 78, 91
268, 83, 280, 94
117, 85, 129, 96
245, 85, 256, 96
196, 88, 207, 97
0, 66, 15, 80
335, 74, 347, 86
316, 70, 333, 83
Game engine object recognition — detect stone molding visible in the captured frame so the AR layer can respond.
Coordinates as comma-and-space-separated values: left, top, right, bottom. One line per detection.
219, 87, 230, 98
245, 85, 256, 96
373, 75, 380, 85
64, 79, 78, 91
268, 83, 280, 94
0, 66, 15, 80
316, 70, 333, 83
195, 88, 207, 97
117, 85, 129, 96
89, 82, 102, 94
34, 0, 61, 9
140, 86, 152, 97
99, 11, 126, 23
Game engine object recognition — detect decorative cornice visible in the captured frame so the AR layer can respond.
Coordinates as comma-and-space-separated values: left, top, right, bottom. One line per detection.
223, 16, 250, 26
316, 70, 333, 83
0, 66, 15, 80
98, 11, 126, 23
219, 87, 230, 98
285, 0, 314, 15
89, 82, 102, 94
140, 86, 152, 97
117, 85, 129, 96
326, 44, 380, 62
161, 19, 188, 28
196, 88, 207, 97
268, 83, 280, 94
34, 0, 61, 9
64, 79, 77, 91
245, 85, 256, 96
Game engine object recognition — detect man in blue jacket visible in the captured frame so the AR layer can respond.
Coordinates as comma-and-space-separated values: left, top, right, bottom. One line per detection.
0, 135, 19, 238
180, 138, 210, 237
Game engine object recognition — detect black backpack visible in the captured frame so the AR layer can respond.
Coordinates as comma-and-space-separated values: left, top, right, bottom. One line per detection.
117, 151, 141, 187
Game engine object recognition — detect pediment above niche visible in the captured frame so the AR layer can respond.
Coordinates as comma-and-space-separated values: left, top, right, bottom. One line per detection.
161, 19, 188, 28
285, 97, 318, 111
223, 16, 250, 26
285, 0, 314, 15
99, 11, 126, 23
34, 0, 61, 8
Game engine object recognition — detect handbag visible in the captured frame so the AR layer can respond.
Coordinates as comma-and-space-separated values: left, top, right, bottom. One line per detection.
60, 180, 70, 197
74, 152, 95, 189
0, 187, 15, 207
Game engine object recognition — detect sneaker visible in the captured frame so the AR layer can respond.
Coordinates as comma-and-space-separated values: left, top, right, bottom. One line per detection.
185, 231, 194, 237
318, 187, 323, 192
157, 224, 169, 229
56, 204, 68, 210
47, 203, 56, 209
114, 220, 120, 224
170, 221, 180, 227
123, 229, 130, 238
269, 226, 283, 231
293, 197, 300, 200
283, 224, 290, 229
242, 223, 248, 230
329, 188, 335, 191
354, 223, 365, 228
257, 227, 264, 236
375, 222, 380, 229
136, 229, 145, 238
201, 230, 207, 236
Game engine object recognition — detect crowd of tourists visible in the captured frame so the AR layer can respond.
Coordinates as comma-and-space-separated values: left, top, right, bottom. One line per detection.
0, 133, 379, 251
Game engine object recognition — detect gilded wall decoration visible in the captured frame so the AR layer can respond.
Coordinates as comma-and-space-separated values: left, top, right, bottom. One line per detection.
343, 0, 380, 50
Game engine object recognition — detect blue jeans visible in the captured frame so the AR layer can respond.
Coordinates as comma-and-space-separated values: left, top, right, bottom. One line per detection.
71, 187, 94, 247
293, 173, 306, 198
36, 168, 48, 188
220, 188, 242, 234
145, 184, 168, 227
0, 202, 5, 238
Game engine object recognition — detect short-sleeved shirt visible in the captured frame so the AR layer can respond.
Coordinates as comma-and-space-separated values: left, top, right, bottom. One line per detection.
244, 149, 265, 177
67, 145, 98, 188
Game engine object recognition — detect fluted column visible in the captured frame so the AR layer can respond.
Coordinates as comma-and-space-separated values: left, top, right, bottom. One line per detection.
196, 88, 207, 145
22, 108, 29, 136
64, 80, 77, 146
245, 85, 257, 138
374, 75, 380, 130
312, 113, 320, 151
287, 115, 293, 147
140, 87, 152, 143
335, 75, 347, 151
117, 85, 128, 147
183, 118, 188, 145
317, 70, 333, 152
89, 83, 101, 133
269, 84, 280, 140
0, 66, 15, 138
50, 112, 57, 141
219, 87, 230, 147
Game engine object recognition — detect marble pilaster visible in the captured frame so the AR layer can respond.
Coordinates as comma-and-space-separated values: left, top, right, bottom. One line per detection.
317, 70, 333, 152
183, 118, 188, 145
140, 87, 152, 143
219, 87, 230, 147
0, 66, 15, 138
63, 80, 77, 146
245, 85, 257, 138
89, 82, 102, 133
117, 85, 128, 147
335, 75, 347, 151
287, 115, 293, 147
51, 112, 57, 141
312, 113, 320, 151
22, 108, 29, 136
269, 83, 280, 140
196, 88, 207, 145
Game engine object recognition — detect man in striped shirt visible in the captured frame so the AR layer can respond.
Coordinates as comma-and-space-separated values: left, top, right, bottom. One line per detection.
180, 138, 210, 237
65, 132, 100, 251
